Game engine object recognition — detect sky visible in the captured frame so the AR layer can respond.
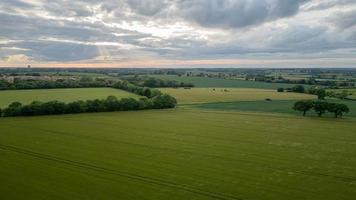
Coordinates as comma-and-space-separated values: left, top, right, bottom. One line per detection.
0, 0, 356, 68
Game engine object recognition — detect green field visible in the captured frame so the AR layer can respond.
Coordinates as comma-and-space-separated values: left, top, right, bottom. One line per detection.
1, 109, 356, 200
160, 88, 315, 104
0, 88, 140, 108
192, 100, 356, 118
149, 75, 309, 89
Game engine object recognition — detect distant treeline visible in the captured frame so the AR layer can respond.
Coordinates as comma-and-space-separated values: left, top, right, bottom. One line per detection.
293, 100, 349, 118
0, 95, 177, 117
278, 85, 353, 100
0, 76, 194, 91
112, 80, 162, 98
248, 75, 355, 87
122, 76, 194, 88
0, 78, 113, 90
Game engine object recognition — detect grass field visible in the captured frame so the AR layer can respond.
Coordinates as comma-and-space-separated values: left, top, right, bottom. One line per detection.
149, 75, 309, 89
192, 100, 356, 118
1, 109, 356, 200
0, 88, 140, 108
160, 88, 315, 104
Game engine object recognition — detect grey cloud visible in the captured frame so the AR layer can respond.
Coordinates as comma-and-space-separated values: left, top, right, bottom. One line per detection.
304, 0, 356, 11
126, 0, 169, 16
0, 0, 356, 64
0, 0, 34, 8
178, 0, 310, 28
18, 41, 99, 61
328, 10, 356, 30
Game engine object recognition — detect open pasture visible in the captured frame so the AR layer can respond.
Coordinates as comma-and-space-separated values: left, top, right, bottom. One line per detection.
1, 109, 356, 200
0, 88, 140, 108
160, 88, 315, 104
149, 75, 309, 89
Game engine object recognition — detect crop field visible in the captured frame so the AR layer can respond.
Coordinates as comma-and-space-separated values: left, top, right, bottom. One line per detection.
0, 88, 140, 108
1, 109, 356, 200
160, 88, 315, 104
192, 100, 356, 118
148, 75, 308, 89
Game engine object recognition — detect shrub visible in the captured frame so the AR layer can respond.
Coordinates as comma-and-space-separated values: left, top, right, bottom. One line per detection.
292, 85, 305, 93
277, 88, 284, 92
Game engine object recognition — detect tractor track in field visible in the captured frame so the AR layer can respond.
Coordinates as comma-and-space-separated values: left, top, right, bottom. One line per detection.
0, 144, 243, 200
2, 122, 356, 185
3, 123, 356, 184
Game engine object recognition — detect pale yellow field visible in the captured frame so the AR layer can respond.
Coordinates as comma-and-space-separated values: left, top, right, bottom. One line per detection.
160, 88, 315, 104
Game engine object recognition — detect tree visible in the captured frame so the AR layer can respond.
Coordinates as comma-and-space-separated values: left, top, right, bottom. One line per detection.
293, 100, 313, 116
292, 85, 305, 93
66, 101, 86, 113
104, 96, 120, 111
277, 88, 284, 92
120, 98, 140, 110
313, 101, 329, 117
86, 99, 106, 112
3, 102, 23, 117
0, 108, 2, 117
151, 94, 177, 109
315, 88, 326, 100
327, 103, 349, 118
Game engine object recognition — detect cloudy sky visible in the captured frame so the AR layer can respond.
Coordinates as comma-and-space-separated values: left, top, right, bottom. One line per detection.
0, 0, 356, 68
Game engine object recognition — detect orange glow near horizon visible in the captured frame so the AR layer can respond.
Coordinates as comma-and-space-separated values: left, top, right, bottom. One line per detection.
1, 58, 356, 68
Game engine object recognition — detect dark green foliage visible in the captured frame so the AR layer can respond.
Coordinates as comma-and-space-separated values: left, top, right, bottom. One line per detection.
112, 80, 162, 98
0, 79, 110, 90
277, 88, 284, 92
315, 89, 326, 100
292, 85, 305, 93
308, 87, 326, 99
1, 94, 177, 117
293, 100, 314, 116
151, 94, 178, 109
327, 103, 350, 118
66, 101, 87, 113
293, 100, 350, 118
124, 76, 194, 88
3, 102, 23, 117
313, 101, 329, 117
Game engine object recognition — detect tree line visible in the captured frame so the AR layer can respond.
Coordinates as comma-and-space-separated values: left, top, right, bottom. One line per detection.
0, 95, 177, 117
0, 78, 113, 90
278, 85, 353, 100
293, 100, 349, 118
112, 80, 163, 98
122, 76, 194, 88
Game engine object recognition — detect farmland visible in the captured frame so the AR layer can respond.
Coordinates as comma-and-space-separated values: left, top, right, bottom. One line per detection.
160, 88, 315, 104
1, 109, 356, 200
1, 68, 356, 200
192, 100, 356, 118
0, 88, 140, 108
148, 75, 308, 89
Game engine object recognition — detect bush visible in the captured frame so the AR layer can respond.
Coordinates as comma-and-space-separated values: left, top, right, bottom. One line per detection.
151, 94, 177, 109
277, 88, 284, 92
292, 85, 305, 93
